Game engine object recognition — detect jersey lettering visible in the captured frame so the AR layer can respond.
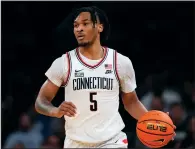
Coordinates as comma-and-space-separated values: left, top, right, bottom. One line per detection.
73, 77, 113, 91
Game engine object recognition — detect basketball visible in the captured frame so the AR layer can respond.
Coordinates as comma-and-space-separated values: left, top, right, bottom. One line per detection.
136, 110, 175, 148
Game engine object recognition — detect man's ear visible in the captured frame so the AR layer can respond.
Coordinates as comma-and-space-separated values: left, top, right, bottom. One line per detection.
98, 24, 103, 33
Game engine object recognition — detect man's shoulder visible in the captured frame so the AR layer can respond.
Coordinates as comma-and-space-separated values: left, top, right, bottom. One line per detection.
107, 47, 130, 60
116, 52, 131, 65
105, 47, 131, 65
58, 48, 76, 59
117, 52, 129, 60
64, 48, 78, 58
66, 48, 76, 53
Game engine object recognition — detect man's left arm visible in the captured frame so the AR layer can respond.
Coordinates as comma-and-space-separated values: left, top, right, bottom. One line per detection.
117, 54, 176, 139
117, 54, 148, 120
121, 91, 148, 120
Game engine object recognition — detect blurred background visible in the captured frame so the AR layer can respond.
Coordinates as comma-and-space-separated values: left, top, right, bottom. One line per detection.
1, 1, 194, 149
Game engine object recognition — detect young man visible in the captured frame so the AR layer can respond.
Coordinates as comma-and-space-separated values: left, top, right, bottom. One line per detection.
35, 6, 164, 148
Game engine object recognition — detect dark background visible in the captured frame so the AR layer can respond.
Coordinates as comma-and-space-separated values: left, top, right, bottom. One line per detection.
1, 1, 194, 148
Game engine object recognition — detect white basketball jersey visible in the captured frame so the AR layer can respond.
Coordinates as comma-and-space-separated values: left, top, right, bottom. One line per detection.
64, 47, 125, 143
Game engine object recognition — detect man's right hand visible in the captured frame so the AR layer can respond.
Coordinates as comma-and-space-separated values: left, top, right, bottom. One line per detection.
52, 101, 77, 118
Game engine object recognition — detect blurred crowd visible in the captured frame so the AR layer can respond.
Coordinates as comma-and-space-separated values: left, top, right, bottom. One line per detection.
2, 71, 194, 149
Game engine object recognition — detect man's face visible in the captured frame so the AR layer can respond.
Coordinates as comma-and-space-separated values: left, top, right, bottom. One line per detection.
151, 97, 164, 111
170, 105, 184, 121
19, 114, 31, 131
73, 12, 103, 47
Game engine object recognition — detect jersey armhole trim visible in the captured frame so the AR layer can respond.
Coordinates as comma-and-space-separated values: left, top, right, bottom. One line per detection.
63, 52, 72, 87
113, 50, 120, 85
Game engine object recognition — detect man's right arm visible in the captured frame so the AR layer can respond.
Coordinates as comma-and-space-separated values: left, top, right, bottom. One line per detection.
35, 78, 77, 118
35, 55, 67, 117
35, 79, 60, 117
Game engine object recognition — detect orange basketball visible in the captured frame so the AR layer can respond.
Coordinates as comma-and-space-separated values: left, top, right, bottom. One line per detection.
136, 110, 175, 148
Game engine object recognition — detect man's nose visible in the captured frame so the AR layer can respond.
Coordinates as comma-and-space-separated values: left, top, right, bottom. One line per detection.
76, 25, 83, 32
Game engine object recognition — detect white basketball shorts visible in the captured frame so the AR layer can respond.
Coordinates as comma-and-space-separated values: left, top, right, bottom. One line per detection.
64, 131, 128, 148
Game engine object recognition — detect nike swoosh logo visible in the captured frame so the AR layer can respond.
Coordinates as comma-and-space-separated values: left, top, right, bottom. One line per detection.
151, 139, 165, 142
75, 69, 83, 73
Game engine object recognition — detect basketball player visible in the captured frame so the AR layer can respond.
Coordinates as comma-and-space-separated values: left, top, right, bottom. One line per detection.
35, 6, 174, 148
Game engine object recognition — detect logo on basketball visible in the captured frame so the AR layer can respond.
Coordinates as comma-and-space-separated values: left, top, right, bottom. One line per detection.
146, 123, 167, 132
145, 138, 165, 145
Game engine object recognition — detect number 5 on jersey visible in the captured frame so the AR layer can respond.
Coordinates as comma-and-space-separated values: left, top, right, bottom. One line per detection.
90, 92, 97, 111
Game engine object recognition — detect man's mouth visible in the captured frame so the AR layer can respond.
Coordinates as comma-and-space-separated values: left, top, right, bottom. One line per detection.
78, 35, 85, 40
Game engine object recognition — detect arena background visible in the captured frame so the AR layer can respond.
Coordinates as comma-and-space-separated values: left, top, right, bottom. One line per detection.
1, 1, 194, 148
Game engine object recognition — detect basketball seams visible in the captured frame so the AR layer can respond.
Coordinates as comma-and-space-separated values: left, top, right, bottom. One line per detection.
136, 127, 173, 136
138, 119, 174, 129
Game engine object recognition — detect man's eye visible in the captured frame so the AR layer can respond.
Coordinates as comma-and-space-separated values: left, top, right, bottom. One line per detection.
74, 24, 78, 28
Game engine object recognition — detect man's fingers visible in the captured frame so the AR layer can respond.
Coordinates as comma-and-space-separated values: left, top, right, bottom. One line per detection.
64, 101, 77, 109
66, 109, 75, 116
59, 106, 76, 116
69, 102, 77, 109
165, 111, 176, 141
58, 101, 77, 117
65, 112, 73, 117
171, 130, 176, 141
172, 132, 176, 141
59, 109, 74, 117
60, 105, 76, 114
61, 103, 77, 114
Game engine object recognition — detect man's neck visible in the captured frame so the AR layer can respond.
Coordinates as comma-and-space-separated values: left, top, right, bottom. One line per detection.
79, 41, 104, 60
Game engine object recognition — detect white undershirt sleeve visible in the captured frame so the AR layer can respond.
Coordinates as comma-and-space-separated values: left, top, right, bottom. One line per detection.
45, 54, 68, 87
117, 53, 137, 93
